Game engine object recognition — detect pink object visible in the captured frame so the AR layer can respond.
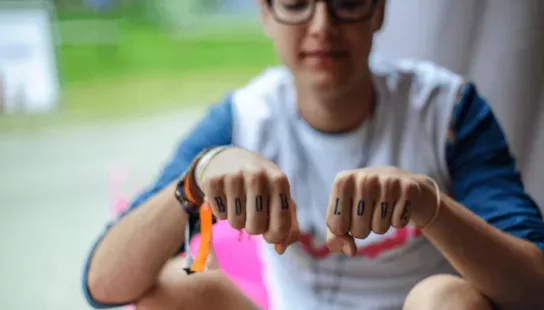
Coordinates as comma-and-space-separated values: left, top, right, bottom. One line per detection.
189, 221, 269, 309
108, 166, 269, 309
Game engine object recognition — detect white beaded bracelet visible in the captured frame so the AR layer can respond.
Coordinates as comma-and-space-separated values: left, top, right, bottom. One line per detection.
195, 146, 230, 186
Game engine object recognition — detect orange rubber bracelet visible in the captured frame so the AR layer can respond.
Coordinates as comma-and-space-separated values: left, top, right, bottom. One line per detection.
190, 201, 213, 272
183, 172, 197, 204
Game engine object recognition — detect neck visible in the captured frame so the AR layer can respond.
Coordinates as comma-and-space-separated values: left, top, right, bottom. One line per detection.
296, 74, 375, 133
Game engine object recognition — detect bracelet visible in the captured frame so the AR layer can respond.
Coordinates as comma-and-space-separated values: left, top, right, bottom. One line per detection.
419, 176, 442, 229
175, 148, 213, 214
195, 146, 230, 186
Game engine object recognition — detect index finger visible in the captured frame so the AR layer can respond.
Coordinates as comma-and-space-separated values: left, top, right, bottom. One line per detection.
274, 195, 299, 254
326, 172, 355, 236
263, 173, 292, 246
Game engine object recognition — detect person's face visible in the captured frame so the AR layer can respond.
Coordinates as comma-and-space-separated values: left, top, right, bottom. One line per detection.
259, 0, 386, 94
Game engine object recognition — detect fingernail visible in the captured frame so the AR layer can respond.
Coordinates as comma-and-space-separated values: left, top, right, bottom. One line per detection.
342, 243, 355, 257
274, 243, 286, 255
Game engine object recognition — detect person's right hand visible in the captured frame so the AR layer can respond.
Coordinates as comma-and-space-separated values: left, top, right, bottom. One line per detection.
198, 147, 300, 254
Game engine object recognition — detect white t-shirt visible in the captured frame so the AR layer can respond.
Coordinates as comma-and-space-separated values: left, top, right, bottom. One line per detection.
231, 57, 462, 309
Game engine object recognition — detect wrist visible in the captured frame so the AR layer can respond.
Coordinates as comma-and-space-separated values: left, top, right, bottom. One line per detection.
174, 147, 216, 214
411, 175, 442, 229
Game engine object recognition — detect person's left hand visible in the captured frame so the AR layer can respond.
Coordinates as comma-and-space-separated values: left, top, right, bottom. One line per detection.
325, 166, 440, 257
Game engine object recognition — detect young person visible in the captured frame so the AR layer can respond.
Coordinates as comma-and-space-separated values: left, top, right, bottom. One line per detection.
83, 0, 544, 309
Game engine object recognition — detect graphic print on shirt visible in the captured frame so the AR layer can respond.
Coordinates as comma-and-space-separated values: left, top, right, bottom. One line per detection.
298, 226, 423, 259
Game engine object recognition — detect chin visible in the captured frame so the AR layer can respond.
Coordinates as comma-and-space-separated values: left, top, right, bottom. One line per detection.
302, 70, 353, 94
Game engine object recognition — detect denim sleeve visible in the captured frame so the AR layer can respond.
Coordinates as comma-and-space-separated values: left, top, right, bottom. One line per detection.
82, 96, 234, 308
446, 83, 544, 251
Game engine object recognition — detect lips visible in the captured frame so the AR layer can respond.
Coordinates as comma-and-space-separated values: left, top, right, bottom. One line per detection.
301, 50, 349, 59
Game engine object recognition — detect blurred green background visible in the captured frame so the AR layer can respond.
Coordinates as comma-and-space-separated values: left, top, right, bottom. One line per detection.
0, 2, 278, 309
1, 0, 278, 131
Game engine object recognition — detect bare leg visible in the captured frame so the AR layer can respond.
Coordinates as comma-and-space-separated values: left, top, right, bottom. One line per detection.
136, 257, 258, 310
403, 274, 493, 310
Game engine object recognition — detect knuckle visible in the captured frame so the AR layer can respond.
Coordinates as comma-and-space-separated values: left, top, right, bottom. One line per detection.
388, 178, 401, 191
269, 172, 289, 189
334, 172, 355, 189
354, 174, 366, 189
245, 169, 266, 187
202, 176, 222, 191
364, 175, 380, 188
403, 181, 419, 197
225, 172, 243, 183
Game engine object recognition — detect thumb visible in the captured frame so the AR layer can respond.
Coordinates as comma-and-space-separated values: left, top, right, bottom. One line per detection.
326, 227, 357, 257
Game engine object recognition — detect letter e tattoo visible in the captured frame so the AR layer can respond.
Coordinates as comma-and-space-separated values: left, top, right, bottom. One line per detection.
280, 193, 289, 209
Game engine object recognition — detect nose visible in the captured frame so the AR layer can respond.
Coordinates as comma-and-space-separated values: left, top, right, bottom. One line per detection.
308, 1, 336, 36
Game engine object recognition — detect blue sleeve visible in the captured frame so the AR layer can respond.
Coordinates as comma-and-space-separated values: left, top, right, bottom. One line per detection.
82, 96, 234, 309
446, 83, 544, 252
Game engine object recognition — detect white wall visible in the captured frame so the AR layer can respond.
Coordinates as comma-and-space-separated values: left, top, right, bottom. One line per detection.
372, 0, 544, 208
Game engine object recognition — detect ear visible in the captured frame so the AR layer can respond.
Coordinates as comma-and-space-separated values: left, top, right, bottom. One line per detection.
373, 0, 387, 32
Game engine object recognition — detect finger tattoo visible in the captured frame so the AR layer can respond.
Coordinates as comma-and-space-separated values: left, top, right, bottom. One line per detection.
356, 200, 365, 216
380, 202, 389, 219
215, 196, 226, 213
235, 198, 242, 215
334, 197, 341, 215
256, 195, 264, 212
401, 200, 411, 221
280, 193, 289, 210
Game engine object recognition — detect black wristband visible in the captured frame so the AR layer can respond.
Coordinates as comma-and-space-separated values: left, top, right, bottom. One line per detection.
174, 176, 201, 214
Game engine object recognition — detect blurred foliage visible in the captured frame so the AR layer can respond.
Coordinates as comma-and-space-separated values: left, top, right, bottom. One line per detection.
0, 0, 277, 132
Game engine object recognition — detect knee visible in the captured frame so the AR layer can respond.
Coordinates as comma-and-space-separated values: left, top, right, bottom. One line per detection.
403, 274, 493, 310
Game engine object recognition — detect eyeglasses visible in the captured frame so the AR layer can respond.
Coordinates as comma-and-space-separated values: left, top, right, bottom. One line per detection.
265, 0, 380, 25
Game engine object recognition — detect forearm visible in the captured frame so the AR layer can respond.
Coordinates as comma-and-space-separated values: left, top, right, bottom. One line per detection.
423, 194, 544, 308
87, 182, 187, 304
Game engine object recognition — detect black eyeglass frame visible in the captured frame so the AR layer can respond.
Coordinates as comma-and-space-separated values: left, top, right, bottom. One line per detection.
265, 0, 380, 25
